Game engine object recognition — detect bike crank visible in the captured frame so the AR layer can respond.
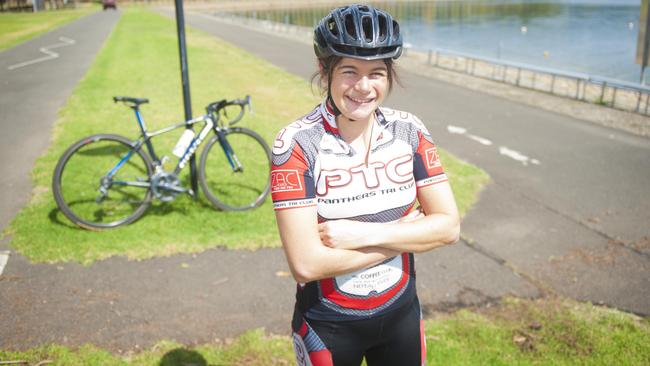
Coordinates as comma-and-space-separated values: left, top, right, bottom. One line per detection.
150, 172, 191, 202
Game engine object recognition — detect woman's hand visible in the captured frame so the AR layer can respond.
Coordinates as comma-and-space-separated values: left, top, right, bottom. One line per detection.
318, 219, 373, 250
318, 207, 425, 250
398, 207, 424, 223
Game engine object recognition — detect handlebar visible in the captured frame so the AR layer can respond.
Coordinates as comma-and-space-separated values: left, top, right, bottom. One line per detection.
111, 95, 252, 126
206, 95, 252, 126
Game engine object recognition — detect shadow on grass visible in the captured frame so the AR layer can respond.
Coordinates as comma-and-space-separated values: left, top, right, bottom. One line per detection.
47, 200, 192, 228
159, 348, 209, 366
48, 207, 79, 228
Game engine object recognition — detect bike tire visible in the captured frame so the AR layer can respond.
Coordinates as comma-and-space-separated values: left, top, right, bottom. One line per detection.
199, 127, 271, 211
52, 134, 154, 230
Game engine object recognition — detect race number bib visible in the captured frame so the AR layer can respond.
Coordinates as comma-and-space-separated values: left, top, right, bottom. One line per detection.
335, 256, 403, 296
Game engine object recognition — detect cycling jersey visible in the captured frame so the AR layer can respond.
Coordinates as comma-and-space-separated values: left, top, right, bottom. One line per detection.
271, 100, 447, 322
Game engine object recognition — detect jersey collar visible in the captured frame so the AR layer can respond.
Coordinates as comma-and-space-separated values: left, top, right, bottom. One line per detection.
319, 98, 390, 136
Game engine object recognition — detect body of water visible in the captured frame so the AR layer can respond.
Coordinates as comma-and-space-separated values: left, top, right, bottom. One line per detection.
229, 0, 643, 83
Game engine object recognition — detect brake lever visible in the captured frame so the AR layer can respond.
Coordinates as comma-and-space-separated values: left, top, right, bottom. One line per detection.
246, 95, 253, 115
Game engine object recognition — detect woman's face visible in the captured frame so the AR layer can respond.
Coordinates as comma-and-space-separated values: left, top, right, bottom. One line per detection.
327, 57, 389, 122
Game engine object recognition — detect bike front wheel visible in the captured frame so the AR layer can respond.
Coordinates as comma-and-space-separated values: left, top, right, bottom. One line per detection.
199, 127, 271, 211
52, 134, 153, 230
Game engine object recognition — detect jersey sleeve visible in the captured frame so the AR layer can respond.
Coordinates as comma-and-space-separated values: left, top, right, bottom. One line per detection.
412, 120, 448, 189
271, 141, 317, 211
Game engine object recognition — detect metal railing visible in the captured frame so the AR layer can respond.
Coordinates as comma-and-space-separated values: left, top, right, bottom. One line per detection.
410, 46, 650, 116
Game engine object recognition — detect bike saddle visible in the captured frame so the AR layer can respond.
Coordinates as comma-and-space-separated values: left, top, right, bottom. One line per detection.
113, 96, 149, 105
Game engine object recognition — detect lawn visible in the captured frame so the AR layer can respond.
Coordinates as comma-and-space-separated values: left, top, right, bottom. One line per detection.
4, 7, 488, 264
0, 5, 97, 52
1, 297, 648, 365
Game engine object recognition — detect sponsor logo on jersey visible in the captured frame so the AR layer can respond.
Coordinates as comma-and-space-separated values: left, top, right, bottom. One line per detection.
415, 173, 448, 188
316, 155, 414, 196
271, 169, 302, 193
425, 147, 441, 169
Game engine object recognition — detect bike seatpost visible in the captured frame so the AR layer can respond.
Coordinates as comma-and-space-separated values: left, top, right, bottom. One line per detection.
130, 105, 159, 162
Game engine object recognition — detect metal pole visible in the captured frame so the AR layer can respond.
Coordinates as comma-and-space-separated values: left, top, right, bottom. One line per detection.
638, 0, 650, 84
174, 0, 198, 197
642, 65, 648, 85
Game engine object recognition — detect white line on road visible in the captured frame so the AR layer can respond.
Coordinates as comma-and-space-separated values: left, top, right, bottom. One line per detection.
499, 146, 541, 166
0, 251, 9, 276
447, 125, 467, 134
447, 125, 540, 166
8, 37, 76, 70
467, 134, 493, 146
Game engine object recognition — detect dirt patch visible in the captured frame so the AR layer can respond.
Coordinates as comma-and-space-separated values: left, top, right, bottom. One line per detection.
548, 239, 632, 267
632, 236, 650, 250
422, 287, 502, 315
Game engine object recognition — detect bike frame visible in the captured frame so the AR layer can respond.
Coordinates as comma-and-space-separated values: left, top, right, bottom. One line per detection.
105, 105, 241, 195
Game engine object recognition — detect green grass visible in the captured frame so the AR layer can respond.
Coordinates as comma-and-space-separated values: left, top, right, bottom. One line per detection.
0, 5, 97, 52
4, 7, 488, 264
1, 297, 648, 365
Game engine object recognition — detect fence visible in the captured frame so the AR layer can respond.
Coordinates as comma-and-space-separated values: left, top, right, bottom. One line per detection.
408, 47, 650, 116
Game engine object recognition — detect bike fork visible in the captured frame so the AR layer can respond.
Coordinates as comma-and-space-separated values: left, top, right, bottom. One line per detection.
217, 129, 243, 172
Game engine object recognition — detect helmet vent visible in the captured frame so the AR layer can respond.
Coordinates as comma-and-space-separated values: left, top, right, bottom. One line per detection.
378, 16, 387, 42
344, 14, 357, 39
327, 18, 339, 36
361, 16, 373, 42
392, 20, 400, 39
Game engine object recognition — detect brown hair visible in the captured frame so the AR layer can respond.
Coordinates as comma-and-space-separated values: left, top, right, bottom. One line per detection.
311, 56, 400, 97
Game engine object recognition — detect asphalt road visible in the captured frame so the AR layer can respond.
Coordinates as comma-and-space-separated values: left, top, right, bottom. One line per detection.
0, 10, 648, 352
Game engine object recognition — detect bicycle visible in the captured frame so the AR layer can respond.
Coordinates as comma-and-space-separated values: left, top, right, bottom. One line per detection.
52, 95, 271, 230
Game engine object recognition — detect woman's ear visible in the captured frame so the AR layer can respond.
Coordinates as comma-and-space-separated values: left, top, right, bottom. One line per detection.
318, 61, 327, 81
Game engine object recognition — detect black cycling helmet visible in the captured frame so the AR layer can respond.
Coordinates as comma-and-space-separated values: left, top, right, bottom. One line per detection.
314, 4, 403, 61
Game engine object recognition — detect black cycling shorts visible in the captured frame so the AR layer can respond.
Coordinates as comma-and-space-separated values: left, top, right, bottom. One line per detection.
291, 297, 425, 366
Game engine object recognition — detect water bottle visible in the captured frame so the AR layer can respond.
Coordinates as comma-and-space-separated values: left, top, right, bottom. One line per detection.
173, 129, 195, 158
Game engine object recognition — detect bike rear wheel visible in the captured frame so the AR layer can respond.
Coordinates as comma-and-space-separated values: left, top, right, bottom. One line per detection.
52, 134, 153, 230
199, 127, 271, 211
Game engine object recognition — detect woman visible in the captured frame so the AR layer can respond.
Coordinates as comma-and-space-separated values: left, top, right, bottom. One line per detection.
271, 4, 460, 366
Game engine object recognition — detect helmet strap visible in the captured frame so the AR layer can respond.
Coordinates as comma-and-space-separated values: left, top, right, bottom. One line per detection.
327, 94, 342, 117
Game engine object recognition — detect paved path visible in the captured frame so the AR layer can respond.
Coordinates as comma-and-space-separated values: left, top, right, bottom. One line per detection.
1, 10, 648, 352
0, 10, 120, 236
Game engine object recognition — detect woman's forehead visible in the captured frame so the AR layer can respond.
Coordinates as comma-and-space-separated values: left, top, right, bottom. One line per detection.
336, 57, 387, 70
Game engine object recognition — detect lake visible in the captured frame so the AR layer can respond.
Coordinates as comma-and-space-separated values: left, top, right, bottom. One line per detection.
228, 0, 643, 83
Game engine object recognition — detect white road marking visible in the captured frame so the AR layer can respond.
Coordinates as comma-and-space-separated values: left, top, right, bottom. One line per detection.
0, 251, 9, 276
447, 125, 541, 166
467, 134, 493, 146
8, 37, 75, 70
447, 125, 467, 134
499, 146, 541, 166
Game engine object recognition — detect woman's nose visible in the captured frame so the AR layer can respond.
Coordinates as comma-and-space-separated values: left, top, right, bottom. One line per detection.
355, 76, 370, 92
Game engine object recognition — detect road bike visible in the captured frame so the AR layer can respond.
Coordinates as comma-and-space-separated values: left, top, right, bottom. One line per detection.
52, 96, 271, 230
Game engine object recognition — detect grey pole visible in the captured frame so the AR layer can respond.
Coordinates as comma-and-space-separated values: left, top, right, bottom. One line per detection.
174, 0, 198, 197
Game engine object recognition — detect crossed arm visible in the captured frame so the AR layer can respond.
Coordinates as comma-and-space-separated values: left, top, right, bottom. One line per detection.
274, 181, 460, 283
